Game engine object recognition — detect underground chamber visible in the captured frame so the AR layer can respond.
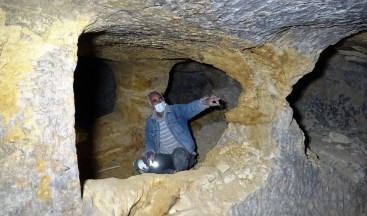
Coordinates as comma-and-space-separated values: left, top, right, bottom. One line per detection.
74, 51, 242, 184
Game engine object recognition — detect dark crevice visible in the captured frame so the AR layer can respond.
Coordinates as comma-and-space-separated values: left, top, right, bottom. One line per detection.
287, 32, 367, 162
164, 60, 242, 163
287, 46, 335, 152
74, 56, 116, 190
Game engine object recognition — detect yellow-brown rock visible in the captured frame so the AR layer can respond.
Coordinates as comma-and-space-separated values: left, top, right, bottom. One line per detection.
1, 1, 366, 215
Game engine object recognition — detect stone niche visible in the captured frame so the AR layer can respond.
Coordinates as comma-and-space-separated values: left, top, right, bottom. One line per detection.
1, 1, 367, 216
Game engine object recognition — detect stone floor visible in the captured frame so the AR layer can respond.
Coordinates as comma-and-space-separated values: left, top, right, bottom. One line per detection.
305, 123, 367, 183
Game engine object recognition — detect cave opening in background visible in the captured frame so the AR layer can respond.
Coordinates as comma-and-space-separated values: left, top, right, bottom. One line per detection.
74, 56, 116, 186
164, 60, 242, 164
287, 32, 367, 178
74, 32, 243, 183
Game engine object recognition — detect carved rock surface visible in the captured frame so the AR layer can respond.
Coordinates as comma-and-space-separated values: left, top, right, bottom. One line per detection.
0, 0, 366, 215
228, 106, 367, 216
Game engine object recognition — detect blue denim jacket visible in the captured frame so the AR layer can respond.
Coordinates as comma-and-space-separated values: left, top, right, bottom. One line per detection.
144, 99, 206, 155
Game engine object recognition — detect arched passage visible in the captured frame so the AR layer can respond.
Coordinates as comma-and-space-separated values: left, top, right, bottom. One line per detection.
165, 60, 242, 164
288, 31, 367, 180
75, 33, 243, 183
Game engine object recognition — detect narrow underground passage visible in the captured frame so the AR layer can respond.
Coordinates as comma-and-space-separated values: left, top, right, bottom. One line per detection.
74, 57, 242, 185
74, 57, 116, 186
287, 31, 367, 179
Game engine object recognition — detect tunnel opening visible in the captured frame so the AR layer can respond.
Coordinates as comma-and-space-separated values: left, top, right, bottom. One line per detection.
75, 32, 243, 186
164, 60, 242, 164
288, 31, 367, 180
74, 56, 116, 186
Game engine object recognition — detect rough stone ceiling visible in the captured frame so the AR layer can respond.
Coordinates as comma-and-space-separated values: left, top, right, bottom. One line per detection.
4, 1, 365, 59
3, 1, 366, 63
336, 31, 367, 65
83, 1, 367, 52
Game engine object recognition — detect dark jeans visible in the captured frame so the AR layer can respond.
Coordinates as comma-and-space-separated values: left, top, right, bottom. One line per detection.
137, 147, 196, 174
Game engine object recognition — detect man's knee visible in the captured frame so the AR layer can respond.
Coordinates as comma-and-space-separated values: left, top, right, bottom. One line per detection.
172, 147, 190, 157
172, 148, 191, 171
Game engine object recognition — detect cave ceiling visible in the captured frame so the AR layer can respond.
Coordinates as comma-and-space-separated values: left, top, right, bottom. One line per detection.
4, 1, 366, 61
336, 31, 367, 66
80, 0, 367, 61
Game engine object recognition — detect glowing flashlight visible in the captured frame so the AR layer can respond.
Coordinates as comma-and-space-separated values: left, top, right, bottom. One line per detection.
151, 161, 159, 168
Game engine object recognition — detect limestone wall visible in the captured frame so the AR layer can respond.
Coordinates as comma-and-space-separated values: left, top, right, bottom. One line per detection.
228, 106, 367, 216
0, 7, 91, 215
1, 0, 367, 215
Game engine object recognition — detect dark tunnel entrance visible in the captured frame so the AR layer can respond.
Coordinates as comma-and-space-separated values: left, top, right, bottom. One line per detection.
287, 31, 367, 180
74, 57, 116, 186
164, 60, 243, 164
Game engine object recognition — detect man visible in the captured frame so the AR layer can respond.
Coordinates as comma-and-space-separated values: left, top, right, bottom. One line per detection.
133, 91, 220, 174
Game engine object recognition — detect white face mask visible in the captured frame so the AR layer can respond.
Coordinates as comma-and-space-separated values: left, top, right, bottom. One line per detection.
154, 101, 166, 113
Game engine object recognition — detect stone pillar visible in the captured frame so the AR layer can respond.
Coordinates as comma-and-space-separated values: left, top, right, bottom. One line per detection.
0, 10, 91, 215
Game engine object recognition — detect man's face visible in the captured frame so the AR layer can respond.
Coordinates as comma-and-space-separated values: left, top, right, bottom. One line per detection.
149, 93, 164, 109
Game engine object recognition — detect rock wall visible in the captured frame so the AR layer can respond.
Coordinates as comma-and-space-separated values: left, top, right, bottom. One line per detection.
0, 7, 92, 215
291, 33, 367, 140
1, 0, 367, 215
228, 106, 367, 216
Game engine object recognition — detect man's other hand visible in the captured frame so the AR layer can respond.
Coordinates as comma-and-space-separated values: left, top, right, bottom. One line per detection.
145, 152, 155, 166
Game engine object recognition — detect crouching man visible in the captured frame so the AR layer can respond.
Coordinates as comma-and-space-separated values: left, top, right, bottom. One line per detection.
133, 91, 220, 174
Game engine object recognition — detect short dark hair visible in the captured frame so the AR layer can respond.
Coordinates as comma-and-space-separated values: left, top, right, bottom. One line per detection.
147, 91, 164, 105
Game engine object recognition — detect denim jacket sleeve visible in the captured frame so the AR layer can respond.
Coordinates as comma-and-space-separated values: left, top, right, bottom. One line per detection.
173, 99, 207, 120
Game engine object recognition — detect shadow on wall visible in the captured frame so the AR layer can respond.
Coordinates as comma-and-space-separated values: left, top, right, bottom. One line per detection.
74, 57, 116, 188
287, 46, 332, 151
165, 60, 242, 163
288, 32, 367, 150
